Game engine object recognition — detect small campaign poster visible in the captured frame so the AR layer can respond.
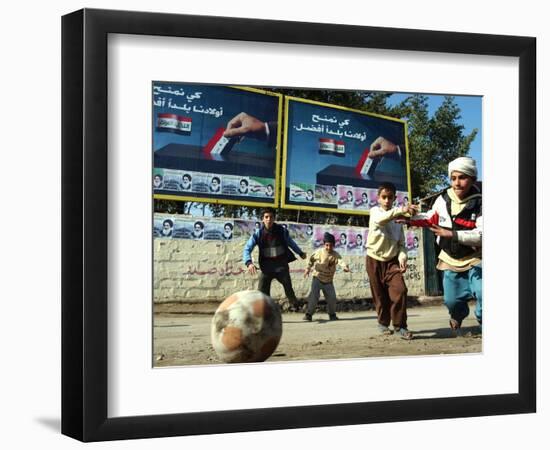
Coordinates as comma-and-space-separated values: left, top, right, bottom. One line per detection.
333, 227, 349, 254
234, 220, 257, 239
203, 220, 224, 240
288, 223, 311, 243
337, 185, 354, 210
191, 172, 210, 194
249, 177, 276, 198
162, 169, 185, 192
405, 229, 420, 258
172, 217, 196, 239
315, 184, 338, 205
154, 214, 174, 238
289, 182, 314, 202
353, 187, 370, 211
395, 190, 410, 207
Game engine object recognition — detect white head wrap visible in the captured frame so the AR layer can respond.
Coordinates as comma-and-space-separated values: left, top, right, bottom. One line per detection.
448, 157, 477, 179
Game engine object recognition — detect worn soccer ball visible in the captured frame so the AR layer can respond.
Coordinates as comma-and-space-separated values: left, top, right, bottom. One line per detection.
211, 290, 283, 363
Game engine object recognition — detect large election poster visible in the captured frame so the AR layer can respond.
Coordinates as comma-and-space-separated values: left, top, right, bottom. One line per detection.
282, 97, 411, 215
153, 83, 282, 206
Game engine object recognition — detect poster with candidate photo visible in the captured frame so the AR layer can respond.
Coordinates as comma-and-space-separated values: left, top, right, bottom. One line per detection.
159, 169, 185, 192
315, 184, 337, 205
206, 174, 223, 195
179, 171, 194, 192
234, 220, 258, 239
191, 172, 209, 194
229, 176, 250, 197
332, 227, 350, 254
282, 96, 411, 215
220, 174, 240, 196
405, 229, 420, 258
203, 221, 225, 240
172, 217, 196, 239
345, 229, 364, 255
153, 83, 281, 207
189, 219, 205, 240
289, 182, 315, 203
221, 221, 234, 241
349, 229, 367, 255
353, 187, 370, 211
153, 170, 165, 191
249, 176, 275, 198
367, 188, 379, 208
395, 190, 410, 208
288, 223, 312, 243
154, 215, 175, 238
337, 185, 355, 210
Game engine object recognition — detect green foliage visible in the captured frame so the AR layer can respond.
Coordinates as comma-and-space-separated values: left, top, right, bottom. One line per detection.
395, 94, 478, 198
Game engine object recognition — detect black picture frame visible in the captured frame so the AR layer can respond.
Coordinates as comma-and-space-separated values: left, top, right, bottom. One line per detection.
62, 8, 536, 442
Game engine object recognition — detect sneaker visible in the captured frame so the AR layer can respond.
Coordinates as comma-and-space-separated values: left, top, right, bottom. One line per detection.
449, 318, 462, 337
378, 324, 393, 335
303, 313, 312, 321
328, 314, 339, 321
396, 327, 413, 340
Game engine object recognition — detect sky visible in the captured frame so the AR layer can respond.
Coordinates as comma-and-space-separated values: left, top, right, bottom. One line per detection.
388, 93, 483, 180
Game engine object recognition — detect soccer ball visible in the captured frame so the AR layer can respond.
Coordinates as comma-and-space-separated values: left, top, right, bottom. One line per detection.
211, 290, 283, 363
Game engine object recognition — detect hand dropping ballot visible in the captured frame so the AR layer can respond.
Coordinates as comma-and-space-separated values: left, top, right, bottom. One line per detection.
203, 128, 242, 159
356, 148, 380, 178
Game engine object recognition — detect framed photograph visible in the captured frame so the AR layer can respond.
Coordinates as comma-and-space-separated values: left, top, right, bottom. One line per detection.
62, 8, 535, 442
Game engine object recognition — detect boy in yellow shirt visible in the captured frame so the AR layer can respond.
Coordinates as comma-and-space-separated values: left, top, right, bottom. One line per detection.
303, 232, 350, 321
366, 182, 416, 339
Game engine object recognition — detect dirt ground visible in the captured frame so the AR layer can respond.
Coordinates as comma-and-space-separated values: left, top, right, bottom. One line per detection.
153, 305, 482, 367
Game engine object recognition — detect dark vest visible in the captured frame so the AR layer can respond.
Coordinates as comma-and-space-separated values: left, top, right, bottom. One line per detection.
438, 190, 482, 259
258, 224, 296, 271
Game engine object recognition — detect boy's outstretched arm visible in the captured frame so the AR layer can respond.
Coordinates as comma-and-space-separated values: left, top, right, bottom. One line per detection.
285, 229, 307, 259
337, 256, 351, 273
243, 233, 259, 275
371, 205, 414, 226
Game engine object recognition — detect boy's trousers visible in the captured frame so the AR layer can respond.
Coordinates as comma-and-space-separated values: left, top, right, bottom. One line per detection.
258, 268, 299, 307
366, 256, 408, 329
442, 264, 482, 324
306, 276, 337, 315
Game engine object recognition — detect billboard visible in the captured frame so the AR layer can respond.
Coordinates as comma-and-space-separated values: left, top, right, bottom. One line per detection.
282, 97, 412, 215
153, 83, 282, 206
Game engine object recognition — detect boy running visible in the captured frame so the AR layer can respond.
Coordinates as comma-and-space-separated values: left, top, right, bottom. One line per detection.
366, 182, 415, 339
406, 157, 482, 334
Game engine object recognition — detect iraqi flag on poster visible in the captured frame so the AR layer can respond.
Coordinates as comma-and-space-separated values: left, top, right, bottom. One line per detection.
318, 138, 336, 155
355, 147, 380, 178
156, 113, 192, 133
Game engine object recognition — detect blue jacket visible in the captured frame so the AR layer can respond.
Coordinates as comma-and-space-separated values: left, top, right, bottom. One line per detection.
243, 224, 304, 268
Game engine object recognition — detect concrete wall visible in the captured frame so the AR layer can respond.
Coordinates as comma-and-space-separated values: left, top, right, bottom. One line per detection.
154, 219, 426, 304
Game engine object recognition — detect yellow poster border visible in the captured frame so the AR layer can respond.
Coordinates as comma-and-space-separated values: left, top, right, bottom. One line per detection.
153, 85, 283, 208
280, 95, 412, 215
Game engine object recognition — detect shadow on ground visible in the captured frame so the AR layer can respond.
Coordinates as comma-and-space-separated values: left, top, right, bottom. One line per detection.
412, 325, 482, 340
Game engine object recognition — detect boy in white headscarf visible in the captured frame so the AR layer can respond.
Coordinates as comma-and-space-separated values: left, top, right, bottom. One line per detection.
407, 157, 482, 334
